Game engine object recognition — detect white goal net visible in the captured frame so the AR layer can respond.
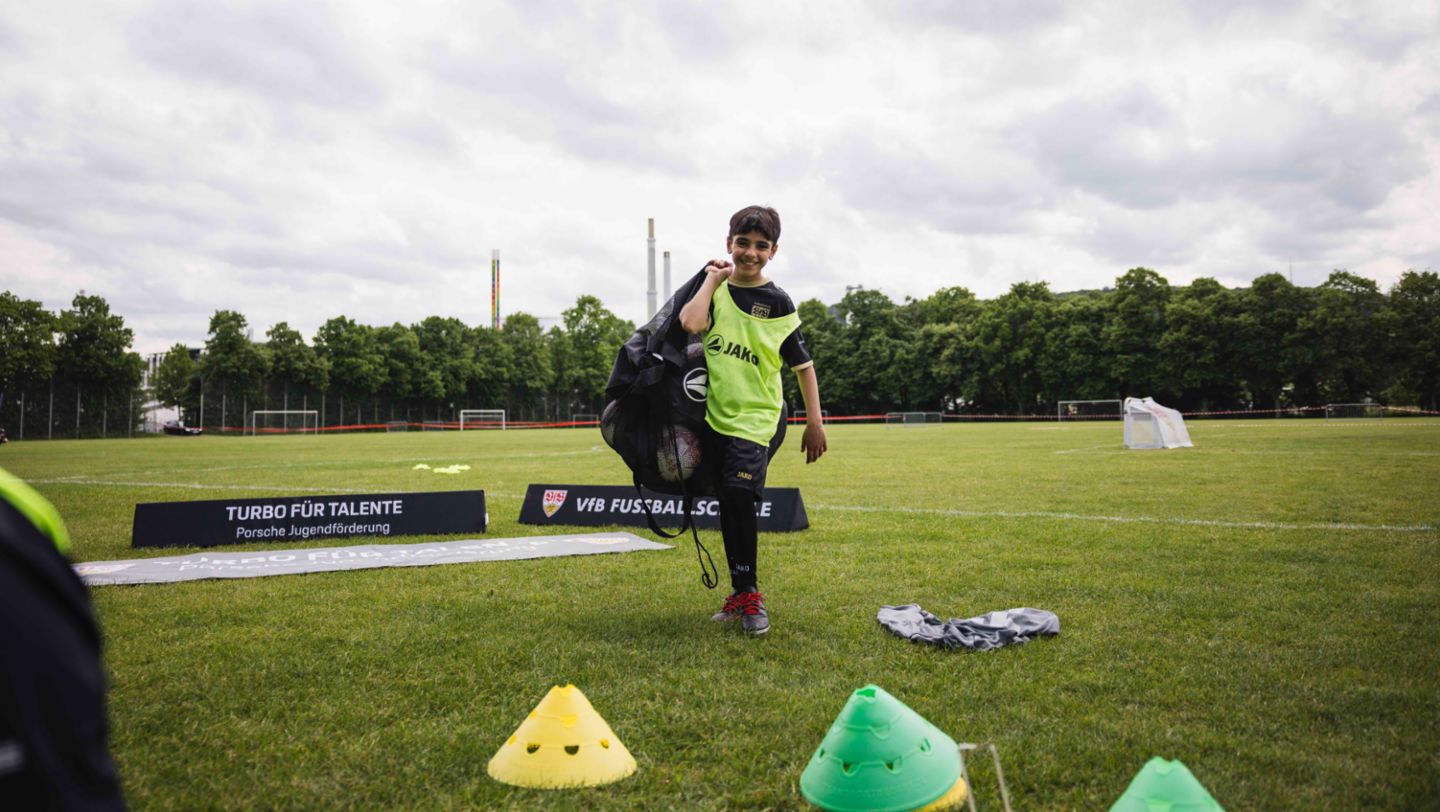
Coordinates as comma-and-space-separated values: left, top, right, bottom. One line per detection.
249, 410, 319, 435
1058, 399, 1122, 420
459, 409, 506, 430
570, 413, 599, 428
885, 411, 941, 427
1325, 403, 1386, 420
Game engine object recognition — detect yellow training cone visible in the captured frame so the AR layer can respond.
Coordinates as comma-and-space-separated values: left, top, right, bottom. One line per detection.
487, 685, 637, 789
916, 776, 970, 811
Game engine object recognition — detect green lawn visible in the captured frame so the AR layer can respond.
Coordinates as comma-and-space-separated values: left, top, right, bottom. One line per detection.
4, 419, 1438, 810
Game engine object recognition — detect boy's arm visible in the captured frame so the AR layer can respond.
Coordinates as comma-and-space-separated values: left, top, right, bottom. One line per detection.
678, 260, 734, 334
796, 365, 828, 464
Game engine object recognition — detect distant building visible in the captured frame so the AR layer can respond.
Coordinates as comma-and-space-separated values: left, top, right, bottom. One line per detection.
140, 346, 201, 431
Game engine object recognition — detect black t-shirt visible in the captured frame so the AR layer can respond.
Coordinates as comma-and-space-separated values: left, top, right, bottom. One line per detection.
709, 280, 813, 369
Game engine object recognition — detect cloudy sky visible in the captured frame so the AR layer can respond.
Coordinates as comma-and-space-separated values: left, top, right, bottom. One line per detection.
2, 0, 1437, 355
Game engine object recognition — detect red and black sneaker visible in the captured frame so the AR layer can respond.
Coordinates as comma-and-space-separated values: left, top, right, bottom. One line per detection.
710, 591, 770, 635
735, 591, 769, 635
711, 591, 744, 622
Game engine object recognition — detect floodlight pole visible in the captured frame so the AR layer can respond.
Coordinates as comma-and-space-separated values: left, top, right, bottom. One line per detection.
647, 218, 657, 318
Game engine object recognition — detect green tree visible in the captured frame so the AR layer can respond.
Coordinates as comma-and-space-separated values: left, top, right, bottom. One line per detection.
55, 292, 145, 435
904, 286, 981, 327
920, 322, 971, 412
57, 294, 144, 389
376, 323, 437, 408
1300, 271, 1393, 403
1043, 293, 1112, 407
823, 289, 914, 413
1103, 268, 1171, 399
1235, 273, 1312, 408
266, 322, 328, 410
413, 316, 476, 409
153, 344, 198, 416
1159, 278, 1243, 410
201, 310, 270, 417
783, 299, 840, 412
554, 296, 633, 415
0, 291, 57, 397
967, 281, 1057, 413
901, 286, 980, 410
471, 325, 516, 415
499, 315, 548, 419
314, 317, 386, 423
1387, 270, 1440, 410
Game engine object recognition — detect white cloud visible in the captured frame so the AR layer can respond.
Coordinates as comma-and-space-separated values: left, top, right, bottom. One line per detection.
0, 0, 1437, 354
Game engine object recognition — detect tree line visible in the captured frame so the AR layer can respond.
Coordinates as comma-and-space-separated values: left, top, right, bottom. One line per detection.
794, 268, 1438, 415
2, 267, 1437, 437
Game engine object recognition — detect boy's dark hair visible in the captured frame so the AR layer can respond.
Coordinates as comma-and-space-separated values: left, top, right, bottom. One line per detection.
728, 205, 781, 243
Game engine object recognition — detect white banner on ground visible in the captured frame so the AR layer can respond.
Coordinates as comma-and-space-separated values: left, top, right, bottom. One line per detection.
75, 532, 670, 586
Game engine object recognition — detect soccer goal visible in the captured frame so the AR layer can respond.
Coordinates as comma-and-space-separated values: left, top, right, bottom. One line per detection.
885, 411, 942, 427
1325, 402, 1386, 420
570, 413, 599, 428
249, 410, 319, 435
459, 409, 506, 430
386, 420, 409, 433
1058, 399, 1123, 420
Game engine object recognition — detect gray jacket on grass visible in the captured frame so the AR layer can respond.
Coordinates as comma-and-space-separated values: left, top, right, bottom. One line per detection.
878, 604, 1059, 651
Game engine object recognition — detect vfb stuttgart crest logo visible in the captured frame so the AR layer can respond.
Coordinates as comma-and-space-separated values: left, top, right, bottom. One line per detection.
542, 489, 568, 518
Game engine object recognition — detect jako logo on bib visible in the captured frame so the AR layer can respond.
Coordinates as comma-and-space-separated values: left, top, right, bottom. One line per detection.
683, 368, 708, 402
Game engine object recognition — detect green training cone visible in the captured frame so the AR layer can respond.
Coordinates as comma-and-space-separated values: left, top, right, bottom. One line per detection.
800, 684, 963, 812
1109, 757, 1224, 812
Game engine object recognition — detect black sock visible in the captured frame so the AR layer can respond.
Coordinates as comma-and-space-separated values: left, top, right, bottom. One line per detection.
719, 486, 758, 592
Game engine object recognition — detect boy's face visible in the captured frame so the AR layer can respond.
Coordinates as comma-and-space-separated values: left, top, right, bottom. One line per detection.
726, 230, 777, 284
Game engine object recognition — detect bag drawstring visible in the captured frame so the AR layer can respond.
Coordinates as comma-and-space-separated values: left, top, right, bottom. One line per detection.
667, 423, 718, 590
637, 424, 718, 590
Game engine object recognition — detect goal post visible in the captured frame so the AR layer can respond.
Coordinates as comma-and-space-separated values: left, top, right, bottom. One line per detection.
459, 409, 506, 430
249, 410, 319, 435
885, 411, 941, 427
1058, 399, 1123, 420
570, 413, 599, 428
1324, 403, 1386, 420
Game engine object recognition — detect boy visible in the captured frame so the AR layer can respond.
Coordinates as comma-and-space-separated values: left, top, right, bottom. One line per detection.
678, 205, 828, 635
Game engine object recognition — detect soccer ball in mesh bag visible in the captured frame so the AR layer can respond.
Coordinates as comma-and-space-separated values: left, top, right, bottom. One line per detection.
656, 424, 703, 482
600, 400, 620, 449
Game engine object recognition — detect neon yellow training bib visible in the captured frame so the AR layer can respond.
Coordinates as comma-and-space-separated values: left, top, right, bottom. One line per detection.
704, 281, 801, 445
0, 466, 71, 554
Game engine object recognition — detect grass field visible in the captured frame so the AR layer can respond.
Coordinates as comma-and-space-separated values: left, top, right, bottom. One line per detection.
5, 419, 1439, 810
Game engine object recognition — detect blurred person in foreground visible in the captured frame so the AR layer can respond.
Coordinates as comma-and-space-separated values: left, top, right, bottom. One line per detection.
0, 466, 125, 810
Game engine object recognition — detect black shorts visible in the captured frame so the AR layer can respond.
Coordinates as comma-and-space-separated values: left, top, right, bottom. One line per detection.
706, 431, 770, 498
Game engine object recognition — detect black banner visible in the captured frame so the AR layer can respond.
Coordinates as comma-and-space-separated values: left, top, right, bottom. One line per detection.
517, 484, 808, 532
132, 490, 487, 548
